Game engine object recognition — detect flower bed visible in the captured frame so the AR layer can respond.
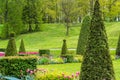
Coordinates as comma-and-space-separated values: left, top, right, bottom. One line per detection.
0, 52, 5, 57
20, 68, 80, 80
19, 52, 39, 56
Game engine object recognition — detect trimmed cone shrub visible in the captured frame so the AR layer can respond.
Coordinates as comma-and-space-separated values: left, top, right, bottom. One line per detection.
76, 16, 91, 55
80, 0, 115, 80
5, 37, 17, 56
19, 39, 26, 53
116, 34, 120, 58
61, 39, 68, 56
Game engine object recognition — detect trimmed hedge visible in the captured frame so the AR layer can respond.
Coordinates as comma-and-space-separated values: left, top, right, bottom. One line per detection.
39, 49, 50, 56
0, 48, 5, 52
0, 56, 37, 78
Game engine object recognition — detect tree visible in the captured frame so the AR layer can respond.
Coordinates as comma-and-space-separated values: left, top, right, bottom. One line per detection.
76, 16, 91, 55
80, 0, 115, 80
22, 0, 40, 32
1, 0, 23, 39
60, 0, 79, 36
61, 39, 68, 56
5, 33, 17, 56
19, 39, 26, 53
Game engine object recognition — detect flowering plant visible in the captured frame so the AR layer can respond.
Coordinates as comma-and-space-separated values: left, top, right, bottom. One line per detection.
0, 52, 5, 57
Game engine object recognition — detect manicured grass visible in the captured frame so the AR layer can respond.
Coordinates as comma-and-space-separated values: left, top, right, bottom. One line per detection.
0, 22, 120, 51
38, 59, 120, 80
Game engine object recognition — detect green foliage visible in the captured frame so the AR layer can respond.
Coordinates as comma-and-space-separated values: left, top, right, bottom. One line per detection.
76, 16, 91, 55
116, 34, 120, 58
50, 58, 64, 64
0, 56, 37, 78
22, 0, 40, 32
39, 49, 50, 56
5, 37, 17, 56
73, 55, 83, 63
1, 0, 23, 39
61, 39, 68, 56
0, 48, 5, 52
80, 0, 115, 80
38, 57, 50, 65
19, 39, 26, 53
9, 32, 16, 38
65, 54, 74, 63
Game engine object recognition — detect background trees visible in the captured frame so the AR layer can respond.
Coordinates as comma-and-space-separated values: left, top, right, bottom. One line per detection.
0, 0, 120, 38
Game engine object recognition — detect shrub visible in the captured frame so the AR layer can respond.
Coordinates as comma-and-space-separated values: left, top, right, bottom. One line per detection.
61, 39, 68, 56
39, 49, 50, 56
19, 39, 26, 53
76, 16, 91, 55
0, 56, 37, 78
0, 48, 6, 52
50, 58, 64, 64
65, 54, 74, 63
37, 57, 50, 65
73, 55, 83, 63
5, 37, 17, 56
80, 1, 115, 80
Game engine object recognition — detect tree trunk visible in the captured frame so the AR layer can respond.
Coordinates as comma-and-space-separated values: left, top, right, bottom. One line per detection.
28, 23, 32, 32
66, 23, 69, 36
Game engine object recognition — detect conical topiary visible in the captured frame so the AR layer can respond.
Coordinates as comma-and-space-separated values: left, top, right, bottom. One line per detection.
116, 34, 120, 58
80, 0, 115, 80
19, 39, 26, 53
5, 35, 17, 56
61, 39, 68, 56
76, 16, 91, 55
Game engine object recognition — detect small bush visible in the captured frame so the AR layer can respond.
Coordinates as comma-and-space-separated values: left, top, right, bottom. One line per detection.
61, 39, 68, 56
0, 56, 37, 78
39, 49, 50, 56
50, 58, 64, 64
73, 55, 83, 63
19, 39, 26, 53
65, 54, 74, 63
0, 48, 6, 52
37, 57, 50, 65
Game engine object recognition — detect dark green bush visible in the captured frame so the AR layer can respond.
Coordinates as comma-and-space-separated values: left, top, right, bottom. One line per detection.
19, 39, 26, 53
61, 39, 68, 56
62, 54, 74, 63
0, 48, 5, 52
65, 54, 74, 63
39, 49, 50, 56
0, 56, 37, 78
5, 37, 17, 56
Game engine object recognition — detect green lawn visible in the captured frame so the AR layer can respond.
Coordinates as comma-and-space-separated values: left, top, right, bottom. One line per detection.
38, 59, 120, 80
0, 22, 120, 51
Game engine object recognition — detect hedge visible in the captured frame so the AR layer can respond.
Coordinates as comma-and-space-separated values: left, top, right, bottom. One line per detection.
39, 49, 50, 56
0, 56, 38, 78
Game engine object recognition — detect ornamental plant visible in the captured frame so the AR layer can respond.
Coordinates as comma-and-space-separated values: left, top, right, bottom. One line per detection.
76, 16, 91, 55
5, 34, 17, 56
80, 0, 115, 80
61, 39, 68, 56
19, 39, 26, 53
116, 34, 120, 59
